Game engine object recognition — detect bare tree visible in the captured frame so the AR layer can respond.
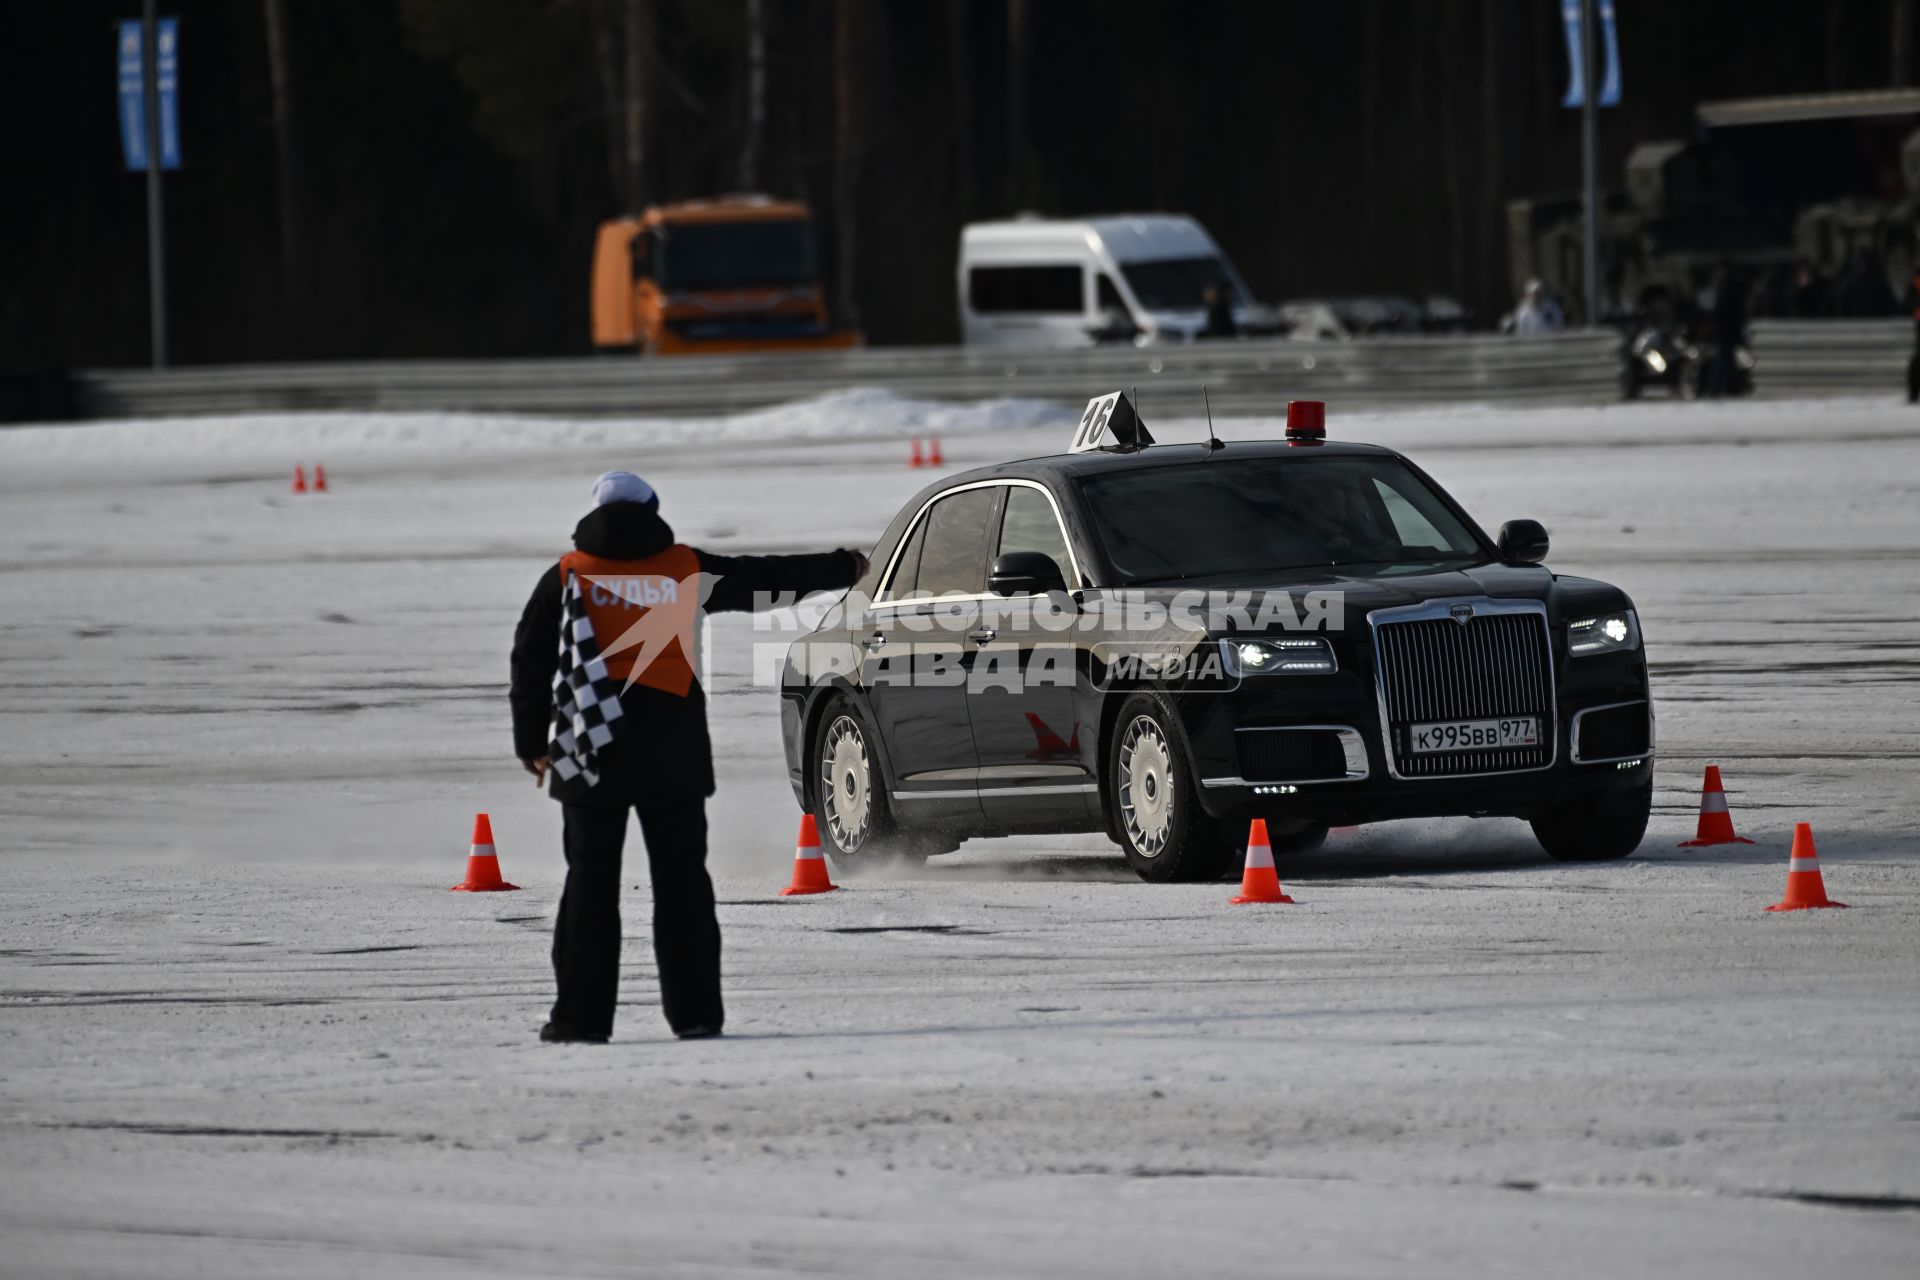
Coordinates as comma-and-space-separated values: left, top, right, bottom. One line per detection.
1479, 0, 1501, 322
623, 0, 653, 210
1896, 0, 1915, 87
834, 0, 860, 328
588, 0, 626, 207
739, 0, 767, 190
947, 0, 975, 216
1005, 0, 1031, 210
261, 0, 300, 307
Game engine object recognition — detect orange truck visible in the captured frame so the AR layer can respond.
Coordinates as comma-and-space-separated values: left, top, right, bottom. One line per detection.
590, 196, 860, 355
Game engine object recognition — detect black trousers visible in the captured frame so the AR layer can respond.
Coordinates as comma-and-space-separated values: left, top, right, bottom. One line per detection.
551, 797, 720, 1038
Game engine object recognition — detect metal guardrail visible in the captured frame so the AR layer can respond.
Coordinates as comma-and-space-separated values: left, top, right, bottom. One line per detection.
1749, 320, 1910, 399
68, 331, 1625, 421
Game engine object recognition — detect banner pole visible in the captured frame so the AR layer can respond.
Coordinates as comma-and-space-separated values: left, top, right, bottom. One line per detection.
1580, 0, 1600, 328
142, 0, 169, 368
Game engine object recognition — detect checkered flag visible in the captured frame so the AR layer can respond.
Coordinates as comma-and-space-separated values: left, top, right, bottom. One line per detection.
549, 572, 626, 785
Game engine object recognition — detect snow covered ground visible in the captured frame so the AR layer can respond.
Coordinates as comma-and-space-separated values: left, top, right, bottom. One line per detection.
2, 392, 1917, 1276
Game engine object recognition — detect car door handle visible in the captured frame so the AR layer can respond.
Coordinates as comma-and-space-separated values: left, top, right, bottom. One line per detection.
968, 627, 998, 645
864, 632, 887, 652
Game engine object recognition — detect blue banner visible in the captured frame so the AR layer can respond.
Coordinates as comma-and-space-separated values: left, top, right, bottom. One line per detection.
1560, 0, 1621, 109
117, 18, 181, 171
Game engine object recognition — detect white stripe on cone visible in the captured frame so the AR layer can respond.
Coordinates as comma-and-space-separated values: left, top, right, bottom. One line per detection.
1788, 858, 1820, 873
1700, 793, 1729, 814
1244, 842, 1274, 870
795, 844, 825, 862
470, 844, 497, 858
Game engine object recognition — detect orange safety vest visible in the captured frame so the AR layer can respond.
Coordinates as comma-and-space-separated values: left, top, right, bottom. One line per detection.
558, 545, 702, 697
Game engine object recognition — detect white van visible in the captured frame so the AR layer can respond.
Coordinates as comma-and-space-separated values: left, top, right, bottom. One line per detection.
957, 213, 1271, 349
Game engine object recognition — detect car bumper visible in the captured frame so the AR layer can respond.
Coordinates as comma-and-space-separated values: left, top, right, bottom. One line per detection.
1178, 653, 1652, 825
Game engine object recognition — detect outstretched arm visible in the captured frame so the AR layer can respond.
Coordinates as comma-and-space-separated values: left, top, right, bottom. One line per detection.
696, 548, 867, 613
509, 564, 563, 761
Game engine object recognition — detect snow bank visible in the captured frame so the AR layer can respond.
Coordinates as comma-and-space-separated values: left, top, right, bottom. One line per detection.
0, 387, 1074, 466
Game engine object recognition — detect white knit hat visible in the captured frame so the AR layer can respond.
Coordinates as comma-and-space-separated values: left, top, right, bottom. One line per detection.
590, 470, 658, 509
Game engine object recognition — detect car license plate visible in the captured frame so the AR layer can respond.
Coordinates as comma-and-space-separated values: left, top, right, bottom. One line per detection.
1408, 716, 1539, 753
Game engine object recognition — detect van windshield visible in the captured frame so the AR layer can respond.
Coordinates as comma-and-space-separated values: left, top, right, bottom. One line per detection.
654, 220, 816, 291
1120, 256, 1241, 310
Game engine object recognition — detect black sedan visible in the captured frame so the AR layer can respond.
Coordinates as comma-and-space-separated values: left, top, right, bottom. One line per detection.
779, 396, 1653, 882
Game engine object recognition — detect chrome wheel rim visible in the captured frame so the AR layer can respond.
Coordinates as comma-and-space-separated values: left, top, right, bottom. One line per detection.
820, 715, 872, 853
1118, 714, 1174, 857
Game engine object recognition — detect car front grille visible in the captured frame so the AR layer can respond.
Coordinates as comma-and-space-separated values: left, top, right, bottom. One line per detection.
1373, 607, 1555, 778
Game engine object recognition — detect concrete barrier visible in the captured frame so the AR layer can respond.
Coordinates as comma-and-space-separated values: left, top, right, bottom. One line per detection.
70, 330, 1625, 421
1749, 319, 1909, 399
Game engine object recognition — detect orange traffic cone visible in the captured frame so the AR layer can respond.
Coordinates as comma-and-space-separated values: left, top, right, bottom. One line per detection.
313, 463, 328, 493
1766, 823, 1848, 911
779, 814, 839, 896
291, 465, 307, 494
908, 438, 925, 468
927, 436, 944, 466
1230, 818, 1296, 904
1678, 765, 1755, 847
451, 813, 520, 892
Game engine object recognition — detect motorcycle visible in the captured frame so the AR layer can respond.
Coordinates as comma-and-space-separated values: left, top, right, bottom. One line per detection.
1685, 337, 1756, 399
1622, 325, 1698, 399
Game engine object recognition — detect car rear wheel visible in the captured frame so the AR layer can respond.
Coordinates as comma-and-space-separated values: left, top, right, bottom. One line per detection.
1530, 777, 1651, 861
811, 701, 926, 872
1108, 693, 1232, 883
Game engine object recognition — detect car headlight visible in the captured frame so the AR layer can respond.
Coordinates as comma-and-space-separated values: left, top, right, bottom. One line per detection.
1644, 349, 1667, 374
1568, 610, 1640, 657
1219, 636, 1338, 676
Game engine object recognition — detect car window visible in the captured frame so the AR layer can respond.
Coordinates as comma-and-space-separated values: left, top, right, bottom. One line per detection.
880, 509, 930, 599
1078, 456, 1484, 584
1096, 274, 1128, 314
1372, 477, 1451, 550
968, 265, 1084, 314
995, 485, 1074, 583
914, 488, 999, 595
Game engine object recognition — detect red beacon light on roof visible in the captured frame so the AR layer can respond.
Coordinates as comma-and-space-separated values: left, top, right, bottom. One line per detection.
1285, 399, 1326, 445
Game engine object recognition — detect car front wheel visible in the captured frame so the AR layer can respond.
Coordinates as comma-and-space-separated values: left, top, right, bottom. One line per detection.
1108, 693, 1232, 882
1530, 777, 1651, 861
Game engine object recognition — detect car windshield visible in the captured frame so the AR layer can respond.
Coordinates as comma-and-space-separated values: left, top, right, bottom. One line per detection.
654, 220, 816, 290
1119, 256, 1239, 310
1078, 455, 1487, 584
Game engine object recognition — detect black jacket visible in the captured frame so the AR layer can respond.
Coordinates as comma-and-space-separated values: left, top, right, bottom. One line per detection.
510, 502, 860, 805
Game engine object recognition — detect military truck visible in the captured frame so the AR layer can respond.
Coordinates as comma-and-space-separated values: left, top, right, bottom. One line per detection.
1507, 88, 1920, 322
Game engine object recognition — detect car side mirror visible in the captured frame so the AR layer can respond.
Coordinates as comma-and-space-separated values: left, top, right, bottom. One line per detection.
989, 551, 1068, 597
1497, 519, 1550, 565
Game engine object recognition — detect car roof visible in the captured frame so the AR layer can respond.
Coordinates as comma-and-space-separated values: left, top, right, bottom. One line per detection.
940, 437, 1405, 488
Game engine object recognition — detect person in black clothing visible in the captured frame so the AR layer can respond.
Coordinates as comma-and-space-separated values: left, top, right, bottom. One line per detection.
1703, 263, 1748, 399
510, 471, 867, 1043
1789, 259, 1833, 319
1200, 281, 1240, 339
1907, 268, 1920, 405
